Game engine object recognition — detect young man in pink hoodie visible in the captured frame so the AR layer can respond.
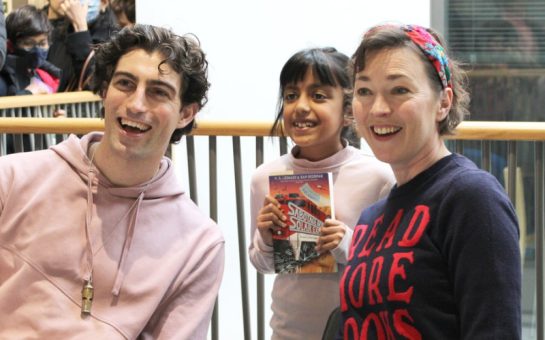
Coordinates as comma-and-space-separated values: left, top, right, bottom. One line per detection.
0, 24, 224, 339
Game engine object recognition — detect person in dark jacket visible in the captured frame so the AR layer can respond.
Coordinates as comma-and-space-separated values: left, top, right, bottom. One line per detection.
0, 5, 6, 71
0, 5, 61, 96
0, 5, 63, 154
45, 0, 119, 92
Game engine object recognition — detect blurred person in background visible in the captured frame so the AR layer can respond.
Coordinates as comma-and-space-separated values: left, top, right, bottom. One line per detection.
45, 0, 119, 92
111, 0, 134, 28
0, 5, 60, 96
0, 5, 6, 71
0, 5, 62, 154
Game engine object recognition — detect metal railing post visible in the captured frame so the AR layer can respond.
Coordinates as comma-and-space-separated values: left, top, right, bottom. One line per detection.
255, 137, 265, 340
209, 136, 219, 340
536, 142, 544, 340
233, 136, 252, 340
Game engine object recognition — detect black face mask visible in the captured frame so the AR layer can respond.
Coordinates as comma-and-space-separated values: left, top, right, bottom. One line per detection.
14, 46, 48, 69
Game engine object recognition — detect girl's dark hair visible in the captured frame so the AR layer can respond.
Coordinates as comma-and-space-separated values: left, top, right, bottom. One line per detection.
351, 25, 470, 135
90, 24, 209, 143
6, 5, 51, 45
272, 47, 356, 145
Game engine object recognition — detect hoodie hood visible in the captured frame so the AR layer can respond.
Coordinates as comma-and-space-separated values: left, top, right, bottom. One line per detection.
50, 132, 185, 300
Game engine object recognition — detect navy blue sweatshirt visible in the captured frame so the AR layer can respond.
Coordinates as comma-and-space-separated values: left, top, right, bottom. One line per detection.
339, 154, 521, 339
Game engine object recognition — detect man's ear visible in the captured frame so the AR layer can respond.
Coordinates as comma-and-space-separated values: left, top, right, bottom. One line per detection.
177, 103, 199, 129
436, 88, 453, 122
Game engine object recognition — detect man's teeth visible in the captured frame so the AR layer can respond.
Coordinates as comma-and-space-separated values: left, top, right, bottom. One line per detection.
373, 126, 400, 135
294, 121, 316, 128
120, 118, 150, 132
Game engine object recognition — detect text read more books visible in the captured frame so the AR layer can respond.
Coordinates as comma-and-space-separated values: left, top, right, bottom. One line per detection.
269, 172, 336, 274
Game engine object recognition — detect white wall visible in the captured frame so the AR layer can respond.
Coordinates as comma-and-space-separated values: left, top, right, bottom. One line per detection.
137, 1, 430, 339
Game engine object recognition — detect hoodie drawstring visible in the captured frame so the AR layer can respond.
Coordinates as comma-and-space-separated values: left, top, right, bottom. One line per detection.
83, 141, 155, 312
81, 164, 96, 315
111, 191, 145, 296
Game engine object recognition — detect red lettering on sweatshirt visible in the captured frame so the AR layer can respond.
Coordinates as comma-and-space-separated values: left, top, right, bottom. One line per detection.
376, 209, 403, 252
387, 252, 414, 303
349, 224, 368, 261
342, 309, 421, 340
393, 309, 422, 340
359, 215, 383, 258
379, 310, 396, 340
399, 205, 429, 247
361, 313, 386, 340
348, 262, 367, 309
344, 316, 360, 340
340, 264, 351, 312
368, 256, 384, 305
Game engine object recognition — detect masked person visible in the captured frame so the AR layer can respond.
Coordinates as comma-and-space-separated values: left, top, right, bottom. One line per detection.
0, 5, 60, 96
45, 0, 119, 92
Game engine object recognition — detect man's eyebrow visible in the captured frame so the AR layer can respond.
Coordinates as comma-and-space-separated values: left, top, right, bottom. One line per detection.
112, 71, 137, 81
112, 71, 178, 94
147, 79, 177, 95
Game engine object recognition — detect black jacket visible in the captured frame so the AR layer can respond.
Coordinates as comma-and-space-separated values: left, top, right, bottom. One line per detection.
46, 6, 119, 92
0, 53, 62, 96
0, 6, 6, 70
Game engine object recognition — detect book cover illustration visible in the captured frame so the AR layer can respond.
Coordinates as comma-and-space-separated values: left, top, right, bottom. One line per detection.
268, 172, 336, 274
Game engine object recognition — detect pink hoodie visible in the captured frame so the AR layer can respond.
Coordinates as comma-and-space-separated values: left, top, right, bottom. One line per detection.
0, 133, 224, 339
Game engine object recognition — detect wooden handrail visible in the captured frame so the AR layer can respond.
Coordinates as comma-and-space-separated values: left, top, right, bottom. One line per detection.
0, 92, 101, 109
449, 121, 545, 140
0, 118, 545, 140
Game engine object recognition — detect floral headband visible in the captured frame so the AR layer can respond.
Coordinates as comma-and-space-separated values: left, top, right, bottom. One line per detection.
401, 24, 452, 89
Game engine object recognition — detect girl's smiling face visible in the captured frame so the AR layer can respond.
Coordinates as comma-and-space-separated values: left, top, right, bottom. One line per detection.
282, 68, 348, 161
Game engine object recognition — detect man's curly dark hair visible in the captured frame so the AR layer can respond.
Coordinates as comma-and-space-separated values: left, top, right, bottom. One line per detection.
90, 24, 210, 143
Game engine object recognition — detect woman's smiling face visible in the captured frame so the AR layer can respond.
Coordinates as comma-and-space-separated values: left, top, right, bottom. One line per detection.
352, 46, 452, 181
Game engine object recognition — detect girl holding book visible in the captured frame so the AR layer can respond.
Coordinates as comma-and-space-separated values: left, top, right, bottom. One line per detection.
248, 47, 395, 340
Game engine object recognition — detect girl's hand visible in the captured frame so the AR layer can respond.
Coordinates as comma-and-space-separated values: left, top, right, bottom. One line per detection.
316, 218, 347, 253
256, 195, 286, 247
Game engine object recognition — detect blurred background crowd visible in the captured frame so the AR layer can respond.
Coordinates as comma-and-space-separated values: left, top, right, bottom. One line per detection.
0, 0, 135, 97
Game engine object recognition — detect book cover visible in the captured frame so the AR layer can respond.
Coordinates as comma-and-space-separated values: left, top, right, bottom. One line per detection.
268, 172, 336, 274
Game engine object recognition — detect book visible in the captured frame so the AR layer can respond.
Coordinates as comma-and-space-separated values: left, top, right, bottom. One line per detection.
268, 172, 336, 274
